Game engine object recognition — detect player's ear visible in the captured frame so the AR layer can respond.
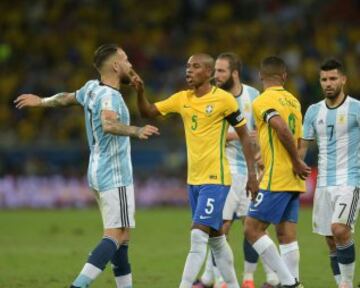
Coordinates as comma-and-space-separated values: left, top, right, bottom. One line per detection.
341, 75, 347, 85
112, 61, 120, 73
232, 70, 239, 80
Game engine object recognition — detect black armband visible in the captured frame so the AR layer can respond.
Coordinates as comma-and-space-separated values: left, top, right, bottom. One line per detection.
226, 110, 244, 126
263, 109, 279, 123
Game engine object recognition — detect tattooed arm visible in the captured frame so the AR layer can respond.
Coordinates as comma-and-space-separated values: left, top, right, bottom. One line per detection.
101, 110, 159, 139
14, 92, 79, 109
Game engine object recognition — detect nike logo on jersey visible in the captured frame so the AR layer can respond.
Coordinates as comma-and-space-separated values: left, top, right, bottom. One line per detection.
249, 208, 257, 212
199, 215, 212, 220
183, 105, 191, 108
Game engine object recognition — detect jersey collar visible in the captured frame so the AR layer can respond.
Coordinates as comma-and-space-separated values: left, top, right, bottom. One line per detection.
265, 86, 285, 91
325, 95, 348, 110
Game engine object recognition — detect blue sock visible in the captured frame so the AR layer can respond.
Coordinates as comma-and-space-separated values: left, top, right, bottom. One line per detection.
72, 237, 119, 288
336, 241, 355, 264
244, 238, 259, 263
111, 244, 131, 276
88, 237, 119, 269
330, 252, 340, 275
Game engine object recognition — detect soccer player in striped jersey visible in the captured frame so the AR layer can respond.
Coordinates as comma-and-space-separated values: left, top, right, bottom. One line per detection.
244, 56, 311, 288
195, 53, 279, 288
134, 53, 259, 288
300, 59, 360, 288
14, 44, 159, 288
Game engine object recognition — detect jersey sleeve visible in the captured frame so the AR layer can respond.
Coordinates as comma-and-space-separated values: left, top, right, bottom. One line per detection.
75, 82, 89, 106
302, 105, 316, 140
154, 91, 183, 116
252, 94, 281, 124
100, 90, 122, 113
250, 89, 260, 130
224, 93, 247, 127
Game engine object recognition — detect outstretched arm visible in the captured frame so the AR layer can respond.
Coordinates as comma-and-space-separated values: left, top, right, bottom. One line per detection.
101, 110, 159, 139
268, 115, 311, 179
131, 74, 161, 118
14, 92, 78, 109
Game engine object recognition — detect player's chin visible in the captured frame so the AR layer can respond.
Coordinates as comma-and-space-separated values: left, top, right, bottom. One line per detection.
121, 75, 131, 85
186, 80, 195, 88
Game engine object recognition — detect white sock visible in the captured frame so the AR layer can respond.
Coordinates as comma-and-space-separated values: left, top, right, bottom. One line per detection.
213, 265, 224, 284
279, 241, 300, 280
115, 273, 132, 288
262, 259, 280, 285
179, 229, 209, 288
209, 235, 239, 288
200, 251, 214, 286
334, 274, 341, 285
243, 261, 257, 281
252, 235, 295, 286
339, 262, 355, 285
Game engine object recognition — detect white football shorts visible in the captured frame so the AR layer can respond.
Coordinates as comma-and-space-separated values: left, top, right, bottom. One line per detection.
313, 186, 359, 236
223, 173, 250, 220
92, 184, 135, 229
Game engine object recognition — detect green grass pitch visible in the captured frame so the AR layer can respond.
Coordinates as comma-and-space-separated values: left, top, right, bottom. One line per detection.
0, 207, 359, 287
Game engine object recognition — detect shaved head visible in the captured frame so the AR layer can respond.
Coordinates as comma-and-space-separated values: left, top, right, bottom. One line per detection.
191, 53, 215, 71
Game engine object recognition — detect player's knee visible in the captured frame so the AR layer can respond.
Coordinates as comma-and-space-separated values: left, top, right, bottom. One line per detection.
105, 228, 130, 245
331, 223, 351, 241
244, 217, 264, 243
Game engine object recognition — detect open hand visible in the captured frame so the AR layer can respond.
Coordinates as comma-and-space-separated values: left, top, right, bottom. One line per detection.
293, 158, 311, 180
137, 125, 160, 140
14, 94, 42, 109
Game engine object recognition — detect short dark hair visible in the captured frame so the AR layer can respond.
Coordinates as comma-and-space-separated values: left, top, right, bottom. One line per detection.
320, 58, 344, 74
260, 56, 287, 77
93, 44, 119, 70
217, 52, 242, 74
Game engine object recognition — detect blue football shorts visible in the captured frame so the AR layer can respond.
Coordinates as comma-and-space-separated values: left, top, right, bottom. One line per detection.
188, 184, 230, 230
247, 189, 300, 224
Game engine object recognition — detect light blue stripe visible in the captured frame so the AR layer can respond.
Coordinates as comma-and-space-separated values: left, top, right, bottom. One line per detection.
347, 99, 360, 186
73, 274, 92, 287
326, 109, 337, 186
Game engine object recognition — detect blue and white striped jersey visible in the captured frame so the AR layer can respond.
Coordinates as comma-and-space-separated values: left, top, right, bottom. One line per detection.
303, 96, 360, 187
226, 84, 259, 176
75, 80, 133, 191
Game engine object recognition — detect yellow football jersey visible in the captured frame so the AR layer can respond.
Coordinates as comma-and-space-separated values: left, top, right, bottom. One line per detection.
252, 86, 305, 192
155, 86, 247, 185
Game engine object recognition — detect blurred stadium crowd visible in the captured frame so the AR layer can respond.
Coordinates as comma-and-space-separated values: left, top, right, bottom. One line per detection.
0, 0, 359, 206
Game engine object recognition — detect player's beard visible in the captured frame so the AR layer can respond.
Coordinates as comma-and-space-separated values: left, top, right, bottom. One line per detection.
323, 85, 342, 100
218, 76, 234, 91
120, 74, 131, 85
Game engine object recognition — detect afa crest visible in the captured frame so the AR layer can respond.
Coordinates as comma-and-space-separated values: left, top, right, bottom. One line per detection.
338, 114, 346, 124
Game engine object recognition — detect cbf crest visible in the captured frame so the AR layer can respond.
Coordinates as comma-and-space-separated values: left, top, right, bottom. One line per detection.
205, 104, 214, 116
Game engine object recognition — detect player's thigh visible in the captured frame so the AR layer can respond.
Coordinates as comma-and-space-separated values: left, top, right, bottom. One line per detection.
312, 186, 333, 236
96, 185, 136, 230
331, 186, 360, 231
193, 185, 230, 231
